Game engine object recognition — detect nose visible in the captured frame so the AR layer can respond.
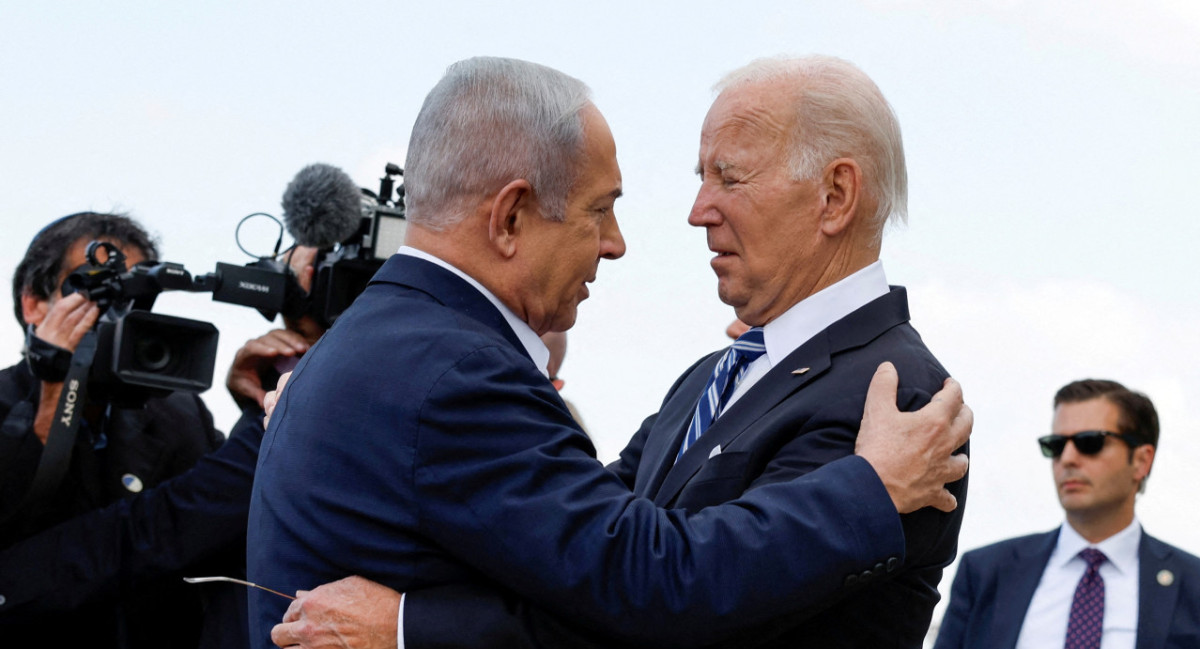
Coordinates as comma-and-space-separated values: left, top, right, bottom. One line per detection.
1057, 439, 1083, 467
600, 210, 626, 260
688, 183, 721, 228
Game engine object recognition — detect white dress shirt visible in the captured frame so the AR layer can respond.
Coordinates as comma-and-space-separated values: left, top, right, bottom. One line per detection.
722, 260, 889, 413
1015, 520, 1142, 649
394, 245, 550, 648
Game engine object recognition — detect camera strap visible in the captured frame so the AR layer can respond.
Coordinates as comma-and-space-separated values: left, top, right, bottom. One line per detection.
1, 331, 98, 527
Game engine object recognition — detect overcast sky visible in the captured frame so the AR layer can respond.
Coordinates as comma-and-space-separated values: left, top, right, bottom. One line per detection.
3, 0, 1198, 635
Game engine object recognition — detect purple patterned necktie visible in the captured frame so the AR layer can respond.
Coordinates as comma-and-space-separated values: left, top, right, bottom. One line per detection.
1064, 548, 1107, 649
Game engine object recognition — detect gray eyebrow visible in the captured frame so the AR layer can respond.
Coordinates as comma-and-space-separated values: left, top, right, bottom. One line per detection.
695, 160, 734, 176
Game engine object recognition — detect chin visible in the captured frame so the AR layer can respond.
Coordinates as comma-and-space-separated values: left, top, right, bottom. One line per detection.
1059, 495, 1091, 511
716, 285, 743, 310
730, 303, 765, 327
551, 311, 578, 332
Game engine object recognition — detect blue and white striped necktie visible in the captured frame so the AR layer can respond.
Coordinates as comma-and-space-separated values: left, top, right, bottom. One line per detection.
677, 327, 766, 461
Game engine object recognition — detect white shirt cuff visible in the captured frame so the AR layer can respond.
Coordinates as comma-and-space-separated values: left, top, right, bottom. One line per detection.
397, 591, 406, 649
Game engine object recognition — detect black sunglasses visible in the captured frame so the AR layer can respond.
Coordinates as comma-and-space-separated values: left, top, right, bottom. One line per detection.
1038, 430, 1142, 458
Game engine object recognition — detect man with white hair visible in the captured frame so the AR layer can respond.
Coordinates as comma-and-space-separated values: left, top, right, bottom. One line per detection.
258, 55, 969, 649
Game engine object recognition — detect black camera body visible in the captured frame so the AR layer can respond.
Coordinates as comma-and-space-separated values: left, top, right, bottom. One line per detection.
64, 241, 294, 406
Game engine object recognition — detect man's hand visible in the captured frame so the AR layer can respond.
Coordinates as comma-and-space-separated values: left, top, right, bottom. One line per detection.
30, 293, 101, 442
226, 330, 310, 411
272, 576, 401, 649
262, 370, 292, 429
856, 362, 972, 514
32, 292, 99, 353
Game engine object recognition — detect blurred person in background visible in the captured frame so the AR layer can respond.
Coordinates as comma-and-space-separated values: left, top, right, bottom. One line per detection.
541, 330, 586, 432
934, 379, 1200, 649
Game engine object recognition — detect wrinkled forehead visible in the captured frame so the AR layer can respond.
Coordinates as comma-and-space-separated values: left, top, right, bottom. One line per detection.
700, 87, 797, 159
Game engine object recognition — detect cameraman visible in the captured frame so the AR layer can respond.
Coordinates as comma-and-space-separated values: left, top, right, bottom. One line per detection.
0, 213, 317, 647
0, 212, 223, 643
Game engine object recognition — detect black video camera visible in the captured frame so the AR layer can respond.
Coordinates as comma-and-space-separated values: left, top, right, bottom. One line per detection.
50, 162, 407, 406
62, 240, 299, 406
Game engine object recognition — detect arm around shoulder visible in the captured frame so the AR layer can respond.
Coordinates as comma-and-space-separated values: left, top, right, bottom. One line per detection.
417, 347, 905, 645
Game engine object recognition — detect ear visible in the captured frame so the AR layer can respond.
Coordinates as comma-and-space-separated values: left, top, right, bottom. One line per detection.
817, 158, 863, 237
20, 290, 49, 327
1132, 443, 1155, 482
487, 179, 537, 259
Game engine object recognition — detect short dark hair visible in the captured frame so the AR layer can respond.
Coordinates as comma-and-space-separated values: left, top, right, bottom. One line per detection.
12, 212, 159, 329
1054, 378, 1159, 449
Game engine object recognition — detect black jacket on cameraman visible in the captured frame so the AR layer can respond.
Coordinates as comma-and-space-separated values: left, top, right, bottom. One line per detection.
0, 359, 225, 648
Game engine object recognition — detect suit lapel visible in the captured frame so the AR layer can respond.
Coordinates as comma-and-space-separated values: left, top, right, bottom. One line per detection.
649, 286, 910, 508
990, 531, 1059, 648
634, 352, 720, 499
653, 334, 832, 507
1136, 533, 1180, 649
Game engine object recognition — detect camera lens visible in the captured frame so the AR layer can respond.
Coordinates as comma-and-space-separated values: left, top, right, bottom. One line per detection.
134, 337, 172, 372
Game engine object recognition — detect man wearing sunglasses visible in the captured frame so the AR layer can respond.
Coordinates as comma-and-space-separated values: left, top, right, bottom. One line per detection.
934, 379, 1200, 648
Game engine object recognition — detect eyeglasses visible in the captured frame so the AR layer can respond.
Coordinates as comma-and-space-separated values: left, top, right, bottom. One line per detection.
183, 576, 294, 600
1038, 430, 1142, 458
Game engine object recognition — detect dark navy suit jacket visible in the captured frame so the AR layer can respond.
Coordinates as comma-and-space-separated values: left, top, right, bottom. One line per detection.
933, 528, 1200, 649
404, 286, 966, 648
245, 255, 910, 648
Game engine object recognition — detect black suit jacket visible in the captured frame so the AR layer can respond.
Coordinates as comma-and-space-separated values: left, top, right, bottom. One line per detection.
405, 286, 966, 648
933, 528, 1200, 649
0, 409, 264, 648
0, 361, 227, 648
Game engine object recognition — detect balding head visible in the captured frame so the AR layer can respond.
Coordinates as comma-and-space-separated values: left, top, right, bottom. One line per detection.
715, 55, 907, 235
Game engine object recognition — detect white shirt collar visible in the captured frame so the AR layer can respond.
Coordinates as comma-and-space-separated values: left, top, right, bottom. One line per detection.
760, 260, 890, 366
397, 246, 550, 377
1053, 518, 1142, 577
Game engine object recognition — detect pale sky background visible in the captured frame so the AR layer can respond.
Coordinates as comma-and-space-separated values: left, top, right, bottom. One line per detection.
2, 0, 1198, 637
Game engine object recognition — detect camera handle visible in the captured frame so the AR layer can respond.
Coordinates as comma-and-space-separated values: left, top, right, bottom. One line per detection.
0, 331, 99, 527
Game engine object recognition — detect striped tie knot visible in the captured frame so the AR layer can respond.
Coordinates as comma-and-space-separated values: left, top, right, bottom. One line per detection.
730, 326, 766, 356
677, 327, 767, 461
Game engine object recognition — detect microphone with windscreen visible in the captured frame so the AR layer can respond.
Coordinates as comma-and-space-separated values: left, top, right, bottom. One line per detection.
280, 162, 407, 328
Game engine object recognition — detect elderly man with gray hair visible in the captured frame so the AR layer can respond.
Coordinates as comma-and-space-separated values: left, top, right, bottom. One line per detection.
254, 55, 969, 649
